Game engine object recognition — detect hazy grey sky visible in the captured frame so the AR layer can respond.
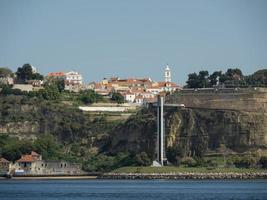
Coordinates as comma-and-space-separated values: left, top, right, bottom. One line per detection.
0, 0, 267, 85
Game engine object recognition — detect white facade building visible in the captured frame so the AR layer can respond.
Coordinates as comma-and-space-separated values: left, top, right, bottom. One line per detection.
65, 71, 82, 85
124, 93, 136, 103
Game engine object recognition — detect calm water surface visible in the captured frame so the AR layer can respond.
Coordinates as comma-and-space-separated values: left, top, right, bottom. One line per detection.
0, 179, 267, 200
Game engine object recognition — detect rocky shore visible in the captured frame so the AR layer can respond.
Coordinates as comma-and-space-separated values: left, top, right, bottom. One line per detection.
100, 172, 267, 180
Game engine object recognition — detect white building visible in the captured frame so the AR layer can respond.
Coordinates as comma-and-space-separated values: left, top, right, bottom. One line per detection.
65, 71, 82, 85
124, 92, 136, 103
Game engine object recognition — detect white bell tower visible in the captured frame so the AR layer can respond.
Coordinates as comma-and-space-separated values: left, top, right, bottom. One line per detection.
164, 65, 171, 82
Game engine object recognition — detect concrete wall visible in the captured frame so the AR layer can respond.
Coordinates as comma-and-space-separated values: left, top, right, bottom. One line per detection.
79, 106, 128, 112
166, 88, 267, 112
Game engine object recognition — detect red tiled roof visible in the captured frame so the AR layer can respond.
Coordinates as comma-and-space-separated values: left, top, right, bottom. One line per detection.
47, 72, 65, 77
16, 151, 40, 163
17, 155, 36, 163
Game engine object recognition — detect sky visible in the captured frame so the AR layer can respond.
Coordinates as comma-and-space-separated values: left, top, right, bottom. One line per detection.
0, 0, 267, 85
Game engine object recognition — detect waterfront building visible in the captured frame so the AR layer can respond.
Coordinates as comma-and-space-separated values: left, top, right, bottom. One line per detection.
13, 151, 83, 176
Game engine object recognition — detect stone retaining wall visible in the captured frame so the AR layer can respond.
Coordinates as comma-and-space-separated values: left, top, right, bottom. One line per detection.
100, 172, 267, 179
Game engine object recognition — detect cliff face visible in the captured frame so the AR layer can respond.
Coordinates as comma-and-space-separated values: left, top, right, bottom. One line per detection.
165, 108, 267, 156
0, 95, 117, 151
1, 94, 266, 158
108, 108, 157, 157
109, 106, 267, 157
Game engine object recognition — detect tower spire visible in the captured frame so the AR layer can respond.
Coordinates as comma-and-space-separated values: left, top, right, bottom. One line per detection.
164, 65, 171, 82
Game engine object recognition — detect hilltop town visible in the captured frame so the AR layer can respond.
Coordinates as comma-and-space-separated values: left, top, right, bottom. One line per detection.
0, 64, 267, 177
0, 64, 180, 106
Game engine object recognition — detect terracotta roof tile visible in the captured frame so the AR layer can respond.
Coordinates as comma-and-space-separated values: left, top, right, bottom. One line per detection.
47, 72, 65, 77
17, 155, 36, 163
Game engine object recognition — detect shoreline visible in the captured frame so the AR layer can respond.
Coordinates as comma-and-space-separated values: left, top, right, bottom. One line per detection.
0, 175, 98, 180
100, 172, 267, 180
1, 172, 267, 180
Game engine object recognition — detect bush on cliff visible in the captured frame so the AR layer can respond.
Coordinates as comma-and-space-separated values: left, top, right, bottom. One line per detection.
259, 156, 267, 168
166, 145, 184, 166
181, 157, 197, 167
82, 152, 141, 172
134, 152, 152, 166
33, 133, 62, 160
233, 156, 257, 168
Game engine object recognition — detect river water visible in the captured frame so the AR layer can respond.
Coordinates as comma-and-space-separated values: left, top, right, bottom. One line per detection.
0, 179, 267, 200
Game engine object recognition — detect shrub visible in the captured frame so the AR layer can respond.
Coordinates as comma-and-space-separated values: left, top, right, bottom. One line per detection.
233, 156, 257, 168
134, 152, 152, 166
206, 159, 218, 168
111, 92, 124, 104
181, 157, 197, 167
166, 145, 184, 166
259, 156, 267, 168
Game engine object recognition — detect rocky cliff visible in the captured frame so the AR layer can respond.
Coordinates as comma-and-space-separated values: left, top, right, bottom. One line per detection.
165, 107, 267, 156
109, 104, 267, 157
1, 92, 267, 159
0, 95, 117, 153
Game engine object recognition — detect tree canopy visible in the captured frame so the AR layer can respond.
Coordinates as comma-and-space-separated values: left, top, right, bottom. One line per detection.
0, 67, 13, 78
186, 68, 266, 88
16, 63, 43, 83
79, 90, 103, 104
111, 92, 124, 104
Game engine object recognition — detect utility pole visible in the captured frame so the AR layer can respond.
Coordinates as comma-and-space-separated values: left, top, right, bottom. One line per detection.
156, 95, 165, 166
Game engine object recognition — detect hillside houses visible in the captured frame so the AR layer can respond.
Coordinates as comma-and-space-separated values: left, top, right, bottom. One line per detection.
1, 64, 181, 101
89, 66, 181, 104
47, 71, 83, 92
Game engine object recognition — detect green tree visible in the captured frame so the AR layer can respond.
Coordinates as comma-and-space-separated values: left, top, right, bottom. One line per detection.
134, 152, 152, 166
16, 63, 43, 83
225, 68, 243, 80
166, 145, 183, 165
259, 156, 267, 168
186, 72, 200, 88
0, 135, 33, 161
247, 69, 267, 86
83, 154, 115, 172
209, 71, 222, 86
186, 71, 209, 88
233, 155, 257, 168
80, 90, 103, 104
111, 92, 124, 104
55, 79, 65, 93
38, 83, 60, 100
33, 133, 61, 160
198, 70, 209, 88
0, 67, 13, 78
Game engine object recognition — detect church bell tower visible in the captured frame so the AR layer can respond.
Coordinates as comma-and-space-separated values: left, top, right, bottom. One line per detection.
164, 65, 171, 82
